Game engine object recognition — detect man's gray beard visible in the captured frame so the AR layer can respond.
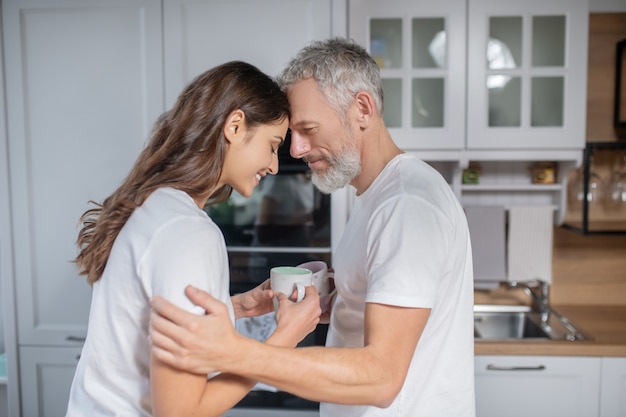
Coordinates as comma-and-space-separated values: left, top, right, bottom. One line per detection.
311, 146, 361, 194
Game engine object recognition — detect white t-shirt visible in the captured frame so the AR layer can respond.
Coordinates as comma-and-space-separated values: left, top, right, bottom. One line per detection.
321, 154, 475, 417
66, 187, 234, 416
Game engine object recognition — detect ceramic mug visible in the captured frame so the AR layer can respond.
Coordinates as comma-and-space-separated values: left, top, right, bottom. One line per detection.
297, 260, 333, 297
269, 266, 312, 311
298, 260, 336, 313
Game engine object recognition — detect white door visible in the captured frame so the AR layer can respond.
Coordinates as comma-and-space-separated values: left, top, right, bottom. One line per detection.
2, 0, 165, 346
600, 357, 626, 417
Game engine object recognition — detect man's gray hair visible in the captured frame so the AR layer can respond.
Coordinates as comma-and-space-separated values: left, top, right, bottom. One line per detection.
277, 37, 384, 117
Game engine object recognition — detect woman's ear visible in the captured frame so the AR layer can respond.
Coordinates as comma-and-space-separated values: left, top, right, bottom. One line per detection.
223, 109, 245, 143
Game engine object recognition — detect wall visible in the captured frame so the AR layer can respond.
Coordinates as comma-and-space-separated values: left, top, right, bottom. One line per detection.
553, 12, 626, 307
586, 13, 626, 142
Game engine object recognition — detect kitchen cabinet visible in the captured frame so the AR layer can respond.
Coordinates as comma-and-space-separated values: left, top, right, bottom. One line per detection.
350, 0, 589, 151
349, 0, 467, 150
475, 355, 602, 417
599, 357, 626, 417
467, 0, 589, 149
349, 0, 589, 224
0, 0, 344, 415
19, 346, 82, 417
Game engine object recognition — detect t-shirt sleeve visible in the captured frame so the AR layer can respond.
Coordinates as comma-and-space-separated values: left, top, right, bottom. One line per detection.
139, 216, 228, 315
364, 196, 452, 308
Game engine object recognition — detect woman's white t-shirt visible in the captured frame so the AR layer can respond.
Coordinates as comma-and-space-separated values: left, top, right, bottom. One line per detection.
66, 187, 234, 416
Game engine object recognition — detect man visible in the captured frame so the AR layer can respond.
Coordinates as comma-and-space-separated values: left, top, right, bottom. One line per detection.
150, 38, 475, 416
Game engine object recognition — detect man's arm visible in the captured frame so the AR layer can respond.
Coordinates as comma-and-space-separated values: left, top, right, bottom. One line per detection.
150, 286, 429, 408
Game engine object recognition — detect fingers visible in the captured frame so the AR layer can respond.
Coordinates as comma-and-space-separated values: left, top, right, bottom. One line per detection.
149, 309, 182, 352
260, 278, 272, 291
149, 296, 189, 324
184, 285, 228, 315
304, 285, 319, 299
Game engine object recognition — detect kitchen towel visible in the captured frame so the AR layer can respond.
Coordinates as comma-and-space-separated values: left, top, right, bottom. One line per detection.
506, 205, 554, 284
464, 205, 507, 289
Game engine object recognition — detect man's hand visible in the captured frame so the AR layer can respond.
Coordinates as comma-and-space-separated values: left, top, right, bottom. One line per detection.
150, 286, 241, 375
231, 279, 274, 319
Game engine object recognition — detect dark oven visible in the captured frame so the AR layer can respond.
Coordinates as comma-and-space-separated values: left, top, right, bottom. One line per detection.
205, 134, 330, 411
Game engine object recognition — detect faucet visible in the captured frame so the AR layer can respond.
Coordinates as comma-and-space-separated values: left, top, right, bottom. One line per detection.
505, 279, 551, 322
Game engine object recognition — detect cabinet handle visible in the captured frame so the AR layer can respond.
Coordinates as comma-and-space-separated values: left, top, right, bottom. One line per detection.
486, 364, 546, 371
66, 336, 86, 342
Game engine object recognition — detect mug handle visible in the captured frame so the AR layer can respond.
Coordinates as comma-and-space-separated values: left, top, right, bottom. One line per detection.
294, 282, 306, 302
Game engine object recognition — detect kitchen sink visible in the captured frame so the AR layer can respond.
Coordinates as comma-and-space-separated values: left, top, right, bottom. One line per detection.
474, 304, 589, 341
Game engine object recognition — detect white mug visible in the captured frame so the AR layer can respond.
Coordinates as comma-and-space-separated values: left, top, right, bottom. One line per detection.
270, 266, 312, 311
297, 260, 337, 313
297, 260, 333, 297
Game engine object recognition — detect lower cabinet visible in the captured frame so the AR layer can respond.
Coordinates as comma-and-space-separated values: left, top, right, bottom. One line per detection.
14, 351, 626, 416
475, 355, 602, 417
600, 357, 626, 417
19, 346, 81, 417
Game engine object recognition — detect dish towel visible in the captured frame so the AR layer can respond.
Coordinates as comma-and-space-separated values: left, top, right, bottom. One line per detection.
507, 206, 554, 284
464, 206, 507, 289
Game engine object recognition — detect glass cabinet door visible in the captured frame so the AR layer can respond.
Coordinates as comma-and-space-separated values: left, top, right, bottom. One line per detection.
467, 0, 588, 149
350, 0, 466, 150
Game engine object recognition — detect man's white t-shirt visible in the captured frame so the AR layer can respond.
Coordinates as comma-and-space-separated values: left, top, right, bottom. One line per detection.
321, 154, 475, 417
66, 187, 234, 416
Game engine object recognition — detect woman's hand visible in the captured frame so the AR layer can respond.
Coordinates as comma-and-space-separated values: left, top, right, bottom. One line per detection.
231, 279, 274, 319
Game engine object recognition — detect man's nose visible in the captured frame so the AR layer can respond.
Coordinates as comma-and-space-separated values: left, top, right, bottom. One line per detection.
290, 132, 311, 159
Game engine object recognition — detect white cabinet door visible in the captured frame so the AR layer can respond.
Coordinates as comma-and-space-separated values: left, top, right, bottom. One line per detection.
19, 346, 82, 417
163, 0, 341, 108
349, 0, 466, 150
467, 0, 589, 149
2, 0, 164, 346
600, 357, 626, 417
475, 355, 602, 417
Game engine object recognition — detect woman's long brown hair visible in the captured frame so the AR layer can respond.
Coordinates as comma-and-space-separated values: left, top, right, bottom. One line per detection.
76, 61, 290, 285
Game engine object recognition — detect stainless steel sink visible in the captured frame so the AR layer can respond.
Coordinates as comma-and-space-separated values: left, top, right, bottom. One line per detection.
474, 304, 589, 341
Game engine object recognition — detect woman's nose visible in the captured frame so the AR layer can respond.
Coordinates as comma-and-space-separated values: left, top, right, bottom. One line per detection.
289, 132, 311, 159
269, 154, 279, 174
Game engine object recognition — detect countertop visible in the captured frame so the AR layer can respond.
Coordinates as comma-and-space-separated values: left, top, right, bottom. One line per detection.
475, 305, 626, 357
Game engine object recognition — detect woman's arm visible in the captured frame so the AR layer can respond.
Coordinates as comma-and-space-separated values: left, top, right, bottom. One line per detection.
150, 286, 321, 417
151, 355, 256, 417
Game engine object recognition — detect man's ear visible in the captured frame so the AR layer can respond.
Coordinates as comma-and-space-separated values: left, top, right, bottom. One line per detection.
353, 91, 376, 128
223, 109, 245, 143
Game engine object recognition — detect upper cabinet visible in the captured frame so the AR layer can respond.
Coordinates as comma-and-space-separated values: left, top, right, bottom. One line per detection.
349, 0, 589, 151
349, 0, 467, 150
164, 0, 341, 107
467, 0, 589, 149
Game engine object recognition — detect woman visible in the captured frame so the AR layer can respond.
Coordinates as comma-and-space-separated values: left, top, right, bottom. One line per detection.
65, 61, 321, 416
